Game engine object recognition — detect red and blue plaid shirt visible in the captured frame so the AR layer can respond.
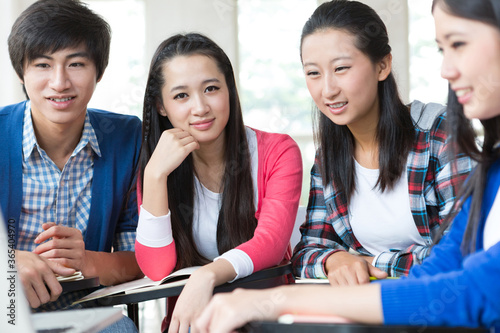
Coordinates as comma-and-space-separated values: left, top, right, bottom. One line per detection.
292, 101, 474, 278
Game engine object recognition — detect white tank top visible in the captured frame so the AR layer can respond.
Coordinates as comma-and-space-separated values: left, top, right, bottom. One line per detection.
192, 127, 259, 259
349, 160, 426, 256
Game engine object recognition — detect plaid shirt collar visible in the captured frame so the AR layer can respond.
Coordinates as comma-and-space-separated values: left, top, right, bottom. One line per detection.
22, 101, 101, 161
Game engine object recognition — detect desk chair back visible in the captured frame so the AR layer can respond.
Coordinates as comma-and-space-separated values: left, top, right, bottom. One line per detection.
290, 206, 306, 250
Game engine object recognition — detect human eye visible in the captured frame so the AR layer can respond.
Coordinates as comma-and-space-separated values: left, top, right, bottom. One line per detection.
451, 41, 465, 49
306, 70, 320, 77
69, 62, 85, 68
32, 61, 50, 69
437, 40, 465, 55
205, 85, 220, 93
335, 66, 350, 72
174, 92, 188, 100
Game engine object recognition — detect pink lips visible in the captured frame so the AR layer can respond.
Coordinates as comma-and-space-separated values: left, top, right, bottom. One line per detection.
191, 119, 215, 130
47, 96, 75, 109
456, 91, 473, 105
327, 102, 348, 115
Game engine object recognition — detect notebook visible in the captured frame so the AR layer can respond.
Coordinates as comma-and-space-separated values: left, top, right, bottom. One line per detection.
0, 211, 122, 333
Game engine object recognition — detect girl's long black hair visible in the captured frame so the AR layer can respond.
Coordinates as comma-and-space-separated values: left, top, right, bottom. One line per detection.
139, 33, 257, 269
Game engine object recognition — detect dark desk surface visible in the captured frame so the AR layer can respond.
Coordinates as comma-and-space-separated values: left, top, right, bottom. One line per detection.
242, 321, 489, 333
95, 263, 292, 307
61, 276, 99, 293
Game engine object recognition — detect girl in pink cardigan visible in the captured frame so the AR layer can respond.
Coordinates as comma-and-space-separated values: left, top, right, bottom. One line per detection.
135, 33, 302, 332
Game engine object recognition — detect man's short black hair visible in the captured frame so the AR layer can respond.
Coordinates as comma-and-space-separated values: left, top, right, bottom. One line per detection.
8, 0, 111, 82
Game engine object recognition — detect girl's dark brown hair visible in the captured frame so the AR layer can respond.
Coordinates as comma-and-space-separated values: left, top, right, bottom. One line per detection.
8, 0, 111, 98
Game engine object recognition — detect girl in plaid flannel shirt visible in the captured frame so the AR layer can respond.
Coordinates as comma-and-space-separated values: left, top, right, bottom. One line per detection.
290, 0, 472, 284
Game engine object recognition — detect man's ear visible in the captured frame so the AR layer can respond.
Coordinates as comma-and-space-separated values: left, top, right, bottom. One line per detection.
377, 53, 392, 81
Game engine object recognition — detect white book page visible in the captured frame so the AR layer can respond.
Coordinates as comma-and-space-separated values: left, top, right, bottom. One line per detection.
73, 266, 201, 304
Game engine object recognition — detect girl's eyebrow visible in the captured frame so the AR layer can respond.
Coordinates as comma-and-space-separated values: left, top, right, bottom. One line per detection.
303, 56, 352, 67
170, 78, 220, 93
436, 31, 466, 43
202, 78, 220, 85
170, 85, 187, 93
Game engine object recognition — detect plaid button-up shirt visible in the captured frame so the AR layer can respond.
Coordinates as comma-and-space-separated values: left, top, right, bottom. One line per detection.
19, 103, 99, 250
19, 103, 135, 310
292, 102, 474, 278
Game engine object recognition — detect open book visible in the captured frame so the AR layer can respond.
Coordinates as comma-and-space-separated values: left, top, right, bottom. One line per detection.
73, 266, 200, 305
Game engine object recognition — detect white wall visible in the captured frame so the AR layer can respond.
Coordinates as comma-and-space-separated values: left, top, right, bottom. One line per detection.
370, 0, 410, 103
144, 0, 238, 75
0, 0, 36, 105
